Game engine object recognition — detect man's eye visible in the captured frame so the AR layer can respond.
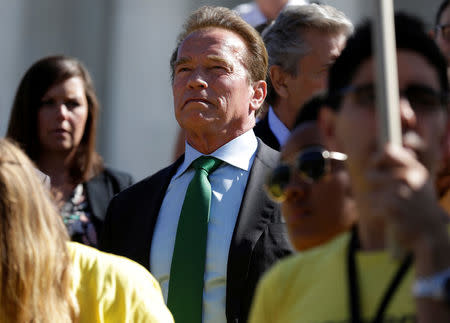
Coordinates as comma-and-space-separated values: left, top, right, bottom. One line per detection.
176, 67, 191, 73
212, 65, 228, 71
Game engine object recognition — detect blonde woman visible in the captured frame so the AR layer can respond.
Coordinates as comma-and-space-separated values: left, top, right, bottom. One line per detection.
0, 139, 173, 323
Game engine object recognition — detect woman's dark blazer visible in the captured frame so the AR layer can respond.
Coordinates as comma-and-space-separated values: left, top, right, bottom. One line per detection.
85, 167, 133, 238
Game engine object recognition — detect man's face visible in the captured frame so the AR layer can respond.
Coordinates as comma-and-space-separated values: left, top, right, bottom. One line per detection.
329, 50, 447, 193
284, 29, 346, 122
435, 4, 450, 65
280, 123, 356, 251
172, 27, 265, 146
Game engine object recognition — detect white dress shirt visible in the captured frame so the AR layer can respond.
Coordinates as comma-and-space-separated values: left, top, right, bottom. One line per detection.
268, 105, 290, 147
151, 130, 258, 323
233, 0, 309, 27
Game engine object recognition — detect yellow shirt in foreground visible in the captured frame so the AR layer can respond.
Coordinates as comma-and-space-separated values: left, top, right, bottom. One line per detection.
68, 242, 174, 323
248, 232, 415, 323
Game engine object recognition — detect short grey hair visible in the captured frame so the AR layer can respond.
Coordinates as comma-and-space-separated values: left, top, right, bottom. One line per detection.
263, 4, 353, 106
169, 6, 268, 85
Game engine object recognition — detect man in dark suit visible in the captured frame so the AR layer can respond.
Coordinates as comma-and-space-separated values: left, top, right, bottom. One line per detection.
100, 6, 293, 323
254, 4, 352, 150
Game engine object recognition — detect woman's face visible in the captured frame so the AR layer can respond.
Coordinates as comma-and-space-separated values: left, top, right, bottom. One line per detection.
38, 77, 89, 154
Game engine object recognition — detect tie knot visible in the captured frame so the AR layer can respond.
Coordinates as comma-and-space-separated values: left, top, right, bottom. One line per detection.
192, 156, 222, 175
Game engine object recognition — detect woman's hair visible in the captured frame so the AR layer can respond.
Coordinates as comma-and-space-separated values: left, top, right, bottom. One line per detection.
6, 55, 104, 184
0, 139, 78, 322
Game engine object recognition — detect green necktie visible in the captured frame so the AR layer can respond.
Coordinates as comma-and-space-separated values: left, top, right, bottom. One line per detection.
167, 156, 223, 323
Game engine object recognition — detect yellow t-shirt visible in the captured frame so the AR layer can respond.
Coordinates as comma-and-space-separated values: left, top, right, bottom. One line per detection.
248, 232, 416, 323
68, 242, 174, 323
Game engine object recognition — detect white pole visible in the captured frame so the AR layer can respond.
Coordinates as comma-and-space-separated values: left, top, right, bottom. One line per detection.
373, 0, 404, 259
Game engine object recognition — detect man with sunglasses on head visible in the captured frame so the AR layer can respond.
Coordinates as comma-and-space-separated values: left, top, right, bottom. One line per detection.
432, 0, 450, 66
250, 14, 450, 322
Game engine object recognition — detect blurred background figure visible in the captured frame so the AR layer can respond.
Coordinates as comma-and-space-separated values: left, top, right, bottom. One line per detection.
432, 0, 450, 66
250, 13, 450, 323
254, 4, 353, 151
431, 0, 450, 214
0, 138, 173, 323
233, 0, 309, 30
264, 95, 357, 251
6, 55, 133, 248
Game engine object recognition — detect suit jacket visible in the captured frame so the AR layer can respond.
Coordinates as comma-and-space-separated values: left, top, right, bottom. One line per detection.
100, 140, 293, 323
253, 116, 280, 151
85, 167, 134, 238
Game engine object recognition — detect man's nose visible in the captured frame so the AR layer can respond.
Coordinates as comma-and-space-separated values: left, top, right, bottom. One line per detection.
399, 97, 417, 130
283, 179, 310, 202
187, 70, 208, 89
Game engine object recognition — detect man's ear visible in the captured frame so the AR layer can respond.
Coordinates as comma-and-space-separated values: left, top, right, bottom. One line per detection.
318, 106, 339, 151
269, 65, 289, 99
429, 28, 436, 39
250, 80, 267, 112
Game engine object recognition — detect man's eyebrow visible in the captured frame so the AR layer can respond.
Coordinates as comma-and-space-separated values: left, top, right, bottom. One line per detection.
206, 55, 233, 68
174, 57, 192, 67
207, 55, 227, 63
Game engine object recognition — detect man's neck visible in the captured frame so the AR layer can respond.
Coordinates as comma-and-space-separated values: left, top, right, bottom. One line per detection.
186, 130, 247, 155
185, 120, 255, 154
272, 100, 296, 131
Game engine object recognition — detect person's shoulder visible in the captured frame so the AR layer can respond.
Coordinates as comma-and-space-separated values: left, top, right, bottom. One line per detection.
271, 231, 350, 276
100, 167, 134, 191
87, 167, 134, 190
102, 167, 133, 182
260, 252, 304, 287
254, 137, 280, 167
259, 231, 350, 294
68, 241, 153, 281
68, 242, 174, 322
110, 158, 182, 202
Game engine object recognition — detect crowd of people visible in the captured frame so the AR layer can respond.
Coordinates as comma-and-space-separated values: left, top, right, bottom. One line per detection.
1, 1, 450, 322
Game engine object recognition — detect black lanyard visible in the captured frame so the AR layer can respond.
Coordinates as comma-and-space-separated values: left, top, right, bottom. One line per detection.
347, 227, 413, 323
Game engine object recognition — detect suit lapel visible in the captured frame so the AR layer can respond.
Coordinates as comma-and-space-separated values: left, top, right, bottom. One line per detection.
226, 140, 278, 320
145, 156, 184, 268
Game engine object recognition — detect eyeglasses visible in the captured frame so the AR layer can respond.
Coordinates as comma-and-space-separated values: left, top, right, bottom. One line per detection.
435, 23, 450, 42
265, 146, 347, 203
338, 83, 449, 113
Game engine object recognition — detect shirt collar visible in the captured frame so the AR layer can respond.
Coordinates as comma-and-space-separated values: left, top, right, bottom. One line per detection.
268, 106, 290, 147
174, 129, 258, 179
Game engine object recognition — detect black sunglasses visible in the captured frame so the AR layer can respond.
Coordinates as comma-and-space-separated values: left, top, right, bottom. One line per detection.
265, 146, 347, 203
338, 83, 449, 112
